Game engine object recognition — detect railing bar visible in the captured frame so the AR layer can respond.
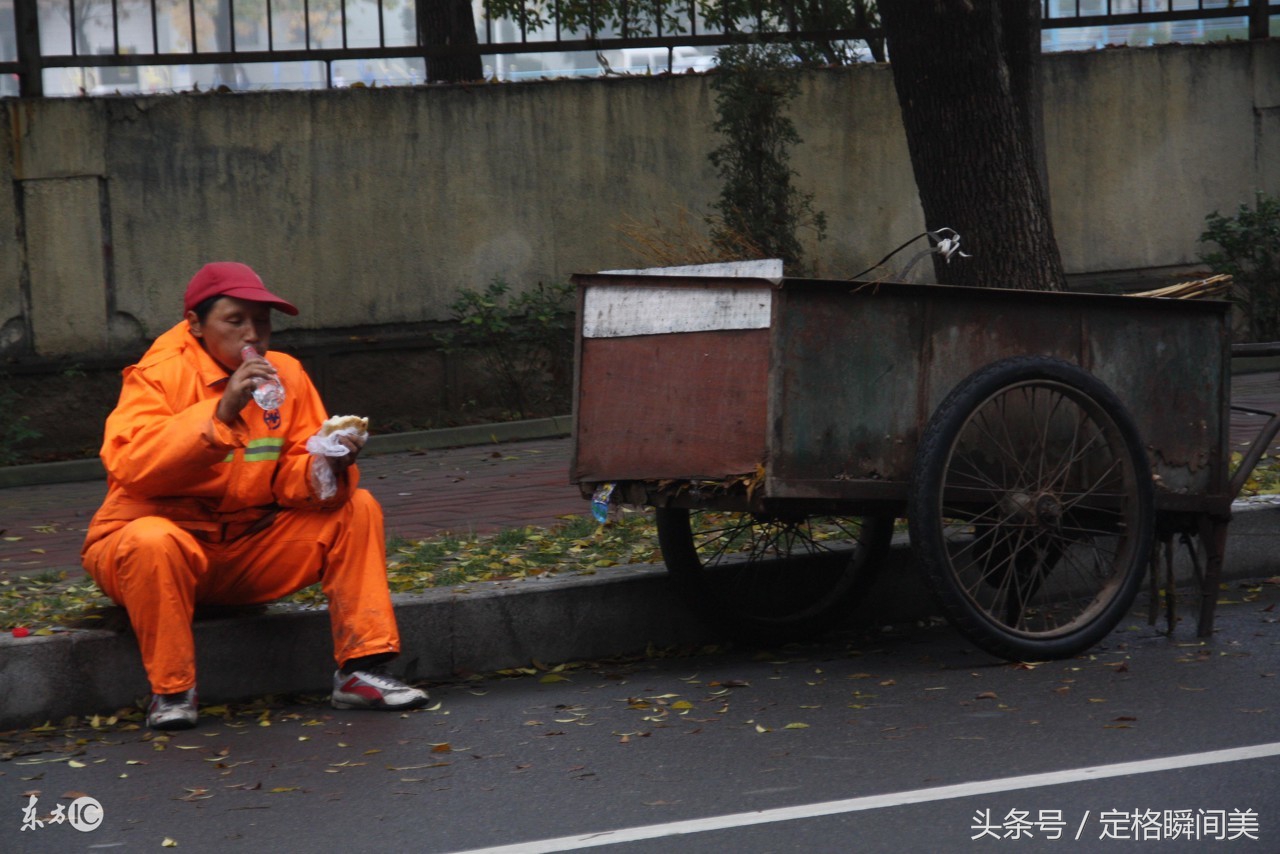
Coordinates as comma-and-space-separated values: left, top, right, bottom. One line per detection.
229, 0, 237, 52
20, 2, 1280, 90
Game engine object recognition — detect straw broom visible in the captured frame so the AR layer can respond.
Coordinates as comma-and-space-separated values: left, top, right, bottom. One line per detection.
1129, 273, 1232, 300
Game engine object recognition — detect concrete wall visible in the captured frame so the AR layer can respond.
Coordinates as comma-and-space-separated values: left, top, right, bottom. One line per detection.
0, 39, 1274, 363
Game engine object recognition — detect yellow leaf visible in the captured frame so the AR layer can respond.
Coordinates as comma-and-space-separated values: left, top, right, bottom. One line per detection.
540, 674, 569, 683
783, 722, 809, 730
162, 839, 178, 847
68, 760, 86, 768
671, 700, 693, 710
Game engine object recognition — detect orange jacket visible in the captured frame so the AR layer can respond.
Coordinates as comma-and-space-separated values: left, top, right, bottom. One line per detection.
83, 321, 358, 551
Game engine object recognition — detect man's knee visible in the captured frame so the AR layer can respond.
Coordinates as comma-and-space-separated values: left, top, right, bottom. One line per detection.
113, 517, 202, 570
117, 516, 189, 550
348, 488, 383, 521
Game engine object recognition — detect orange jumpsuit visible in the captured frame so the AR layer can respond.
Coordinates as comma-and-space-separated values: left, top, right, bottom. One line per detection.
82, 321, 399, 694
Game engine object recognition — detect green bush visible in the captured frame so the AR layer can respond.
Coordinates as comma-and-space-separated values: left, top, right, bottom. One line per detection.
0, 379, 42, 466
708, 41, 827, 276
436, 278, 574, 419
1199, 193, 1280, 342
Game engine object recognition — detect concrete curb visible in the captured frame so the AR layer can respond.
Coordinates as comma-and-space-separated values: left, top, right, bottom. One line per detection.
3, 502, 1277, 731
0, 416, 574, 489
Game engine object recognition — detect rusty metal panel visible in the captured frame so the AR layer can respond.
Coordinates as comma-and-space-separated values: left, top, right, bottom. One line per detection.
574, 329, 769, 483
766, 284, 925, 489
1084, 308, 1228, 500
766, 280, 1230, 511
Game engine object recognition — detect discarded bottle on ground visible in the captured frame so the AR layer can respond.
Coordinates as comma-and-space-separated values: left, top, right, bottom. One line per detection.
591, 482, 615, 523
240, 345, 286, 410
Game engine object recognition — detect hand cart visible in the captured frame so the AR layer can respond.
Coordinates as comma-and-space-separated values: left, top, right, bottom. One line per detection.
571, 273, 1246, 661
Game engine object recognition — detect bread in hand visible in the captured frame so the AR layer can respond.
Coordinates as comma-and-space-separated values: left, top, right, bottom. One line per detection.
320, 415, 369, 436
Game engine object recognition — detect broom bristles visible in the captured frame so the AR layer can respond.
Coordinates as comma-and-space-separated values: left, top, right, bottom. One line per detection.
1129, 273, 1233, 300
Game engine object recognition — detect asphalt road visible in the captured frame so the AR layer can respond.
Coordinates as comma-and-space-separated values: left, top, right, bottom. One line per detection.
4, 576, 1278, 853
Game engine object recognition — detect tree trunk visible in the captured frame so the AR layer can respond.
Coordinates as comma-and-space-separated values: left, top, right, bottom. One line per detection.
880, 0, 1066, 290
419, 0, 484, 83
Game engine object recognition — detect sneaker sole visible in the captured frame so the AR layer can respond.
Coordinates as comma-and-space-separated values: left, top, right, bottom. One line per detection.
148, 716, 198, 731
331, 695, 430, 711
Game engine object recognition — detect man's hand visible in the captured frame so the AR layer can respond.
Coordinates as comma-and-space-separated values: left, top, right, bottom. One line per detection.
328, 431, 366, 475
216, 355, 279, 425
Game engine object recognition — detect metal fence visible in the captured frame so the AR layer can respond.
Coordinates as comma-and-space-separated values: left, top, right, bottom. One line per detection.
0, 0, 1275, 98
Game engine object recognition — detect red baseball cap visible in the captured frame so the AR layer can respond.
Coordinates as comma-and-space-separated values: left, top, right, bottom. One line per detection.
183, 262, 299, 316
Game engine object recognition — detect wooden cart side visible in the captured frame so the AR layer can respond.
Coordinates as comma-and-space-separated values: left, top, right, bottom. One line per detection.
571, 274, 777, 488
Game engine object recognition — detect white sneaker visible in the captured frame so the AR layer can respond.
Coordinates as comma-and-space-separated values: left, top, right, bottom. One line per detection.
331, 669, 429, 710
147, 688, 198, 730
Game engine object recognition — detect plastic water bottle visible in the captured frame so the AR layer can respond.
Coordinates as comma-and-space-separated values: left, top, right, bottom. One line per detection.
590, 483, 615, 523
240, 345, 286, 410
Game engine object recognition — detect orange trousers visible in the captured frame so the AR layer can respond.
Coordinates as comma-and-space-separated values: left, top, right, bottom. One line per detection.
83, 489, 399, 695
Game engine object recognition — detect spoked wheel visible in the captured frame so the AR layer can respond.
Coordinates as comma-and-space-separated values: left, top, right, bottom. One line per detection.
655, 508, 894, 645
908, 356, 1154, 661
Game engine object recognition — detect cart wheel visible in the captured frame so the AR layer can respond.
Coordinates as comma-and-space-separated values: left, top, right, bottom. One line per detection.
908, 356, 1154, 661
655, 508, 894, 644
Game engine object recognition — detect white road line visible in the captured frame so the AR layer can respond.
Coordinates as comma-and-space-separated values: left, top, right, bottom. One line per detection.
455, 742, 1280, 853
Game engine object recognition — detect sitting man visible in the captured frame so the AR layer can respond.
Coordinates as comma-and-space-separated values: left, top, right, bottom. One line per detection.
82, 261, 428, 730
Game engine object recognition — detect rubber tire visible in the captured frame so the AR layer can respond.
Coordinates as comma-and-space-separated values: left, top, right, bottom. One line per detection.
655, 507, 895, 645
908, 356, 1154, 661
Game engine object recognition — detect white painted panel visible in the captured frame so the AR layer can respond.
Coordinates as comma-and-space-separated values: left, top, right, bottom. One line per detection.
582, 285, 773, 338
600, 259, 785, 279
